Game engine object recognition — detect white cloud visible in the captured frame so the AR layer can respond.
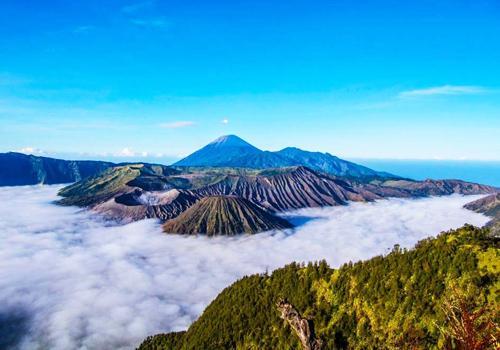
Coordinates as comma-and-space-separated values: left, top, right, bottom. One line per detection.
159, 121, 196, 129
116, 147, 136, 157
18, 147, 45, 155
0, 186, 489, 349
399, 85, 486, 98
113, 148, 154, 158
221, 118, 229, 124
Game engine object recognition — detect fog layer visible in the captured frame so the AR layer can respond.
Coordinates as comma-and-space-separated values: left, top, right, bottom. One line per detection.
0, 186, 488, 349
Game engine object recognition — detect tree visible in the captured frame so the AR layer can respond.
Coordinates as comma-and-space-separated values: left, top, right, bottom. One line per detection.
441, 287, 499, 350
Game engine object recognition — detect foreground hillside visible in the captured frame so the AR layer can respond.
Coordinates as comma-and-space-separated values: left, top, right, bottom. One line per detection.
139, 225, 499, 349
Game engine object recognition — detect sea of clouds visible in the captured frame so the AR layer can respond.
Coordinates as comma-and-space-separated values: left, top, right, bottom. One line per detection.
0, 185, 489, 350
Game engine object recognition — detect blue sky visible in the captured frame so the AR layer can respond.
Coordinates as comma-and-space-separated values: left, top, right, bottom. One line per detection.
0, 0, 499, 163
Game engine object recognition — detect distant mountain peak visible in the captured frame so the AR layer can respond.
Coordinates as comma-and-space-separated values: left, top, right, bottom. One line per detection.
174, 135, 268, 167
174, 136, 398, 179
209, 135, 258, 148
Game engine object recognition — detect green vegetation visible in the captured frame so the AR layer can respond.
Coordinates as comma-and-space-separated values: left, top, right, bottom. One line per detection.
139, 225, 499, 350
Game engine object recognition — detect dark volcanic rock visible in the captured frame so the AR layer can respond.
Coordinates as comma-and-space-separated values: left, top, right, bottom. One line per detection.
163, 196, 293, 235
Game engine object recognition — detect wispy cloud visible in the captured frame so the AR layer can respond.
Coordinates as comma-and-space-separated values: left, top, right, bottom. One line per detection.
159, 121, 196, 129
131, 17, 169, 29
122, 1, 154, 14
221, 118, 229, 124
399, 85, 486, 98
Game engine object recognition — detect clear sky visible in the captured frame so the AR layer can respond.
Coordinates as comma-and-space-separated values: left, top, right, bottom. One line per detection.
1, 0, 499, 163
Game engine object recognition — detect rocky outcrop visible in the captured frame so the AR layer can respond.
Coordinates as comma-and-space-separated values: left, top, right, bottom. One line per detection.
276, 299, 322, 350
163, 196, 293, 235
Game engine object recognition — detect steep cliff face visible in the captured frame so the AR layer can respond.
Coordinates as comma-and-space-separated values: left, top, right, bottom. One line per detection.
163, 196, 293, 235
0, 152, 113, 186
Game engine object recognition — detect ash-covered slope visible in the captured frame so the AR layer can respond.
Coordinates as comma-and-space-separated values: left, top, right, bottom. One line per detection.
163, 196, 293, 235
189, 166, 370, 212
0, 152, 113, 186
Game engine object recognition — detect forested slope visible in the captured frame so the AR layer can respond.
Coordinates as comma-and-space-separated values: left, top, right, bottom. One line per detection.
139, 225, 499, 349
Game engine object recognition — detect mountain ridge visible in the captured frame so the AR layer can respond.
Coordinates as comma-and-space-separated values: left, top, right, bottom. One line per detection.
0, 152, 114, 186
174, 135, 398, 180
57, 164, 498, 232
